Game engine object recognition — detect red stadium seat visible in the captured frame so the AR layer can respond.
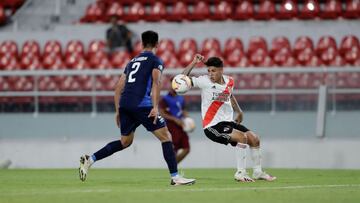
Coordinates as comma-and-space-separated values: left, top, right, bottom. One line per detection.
201, 38, 221, 56
339, 35, 359, 55
179, 50, 196, 66
294, 36, 314, 56
157, 39, 176, 55
188, 1, 210, 21
316, 36, 337, 55
343, 46, 360, 65
249, 49, 267, 66
146, 2, 166, 22
320, 0, 342, 19
159, 51, 180, 68
254, 0, 275, 20
124, 2, 145, 22
88, 51, 110, 69
21, 40, 41, 58
320, 47, 338, 65
282, 56, 299, 67
178, 38, 197, 56
0, 5, 6, 25
299, 0, 320, 19
296, 47, 315, 66
0, 40, 18, 58
270, 36, 291, 56
167, 2, 188, 22
0, 53, 20, 70
203, 49, 223, 62
64, 52, 85, 68
87, 39, 106, 57
223, 37, 244, 57
105, 2, 124, 21
65, 40, 85, 57
111, 50, 131, 68
43, 40, 62, 58
211, 1, 232, 21
225, 49, 246, 67
277, 0, 297, 20
273, 47, 292, 66
343, 0, 360, 19
248, 36, 268, 55
133, 40, 143, 56
233, 0, 254, 20
42, 53, 63, 69
20, 55, 42, 70
328, 55, 347, 66
82, 3, 105, 22
305, 55, 323, 66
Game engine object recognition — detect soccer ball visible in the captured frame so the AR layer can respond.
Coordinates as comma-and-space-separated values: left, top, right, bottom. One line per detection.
182, 117, 196, 133
171, 74, 192, 95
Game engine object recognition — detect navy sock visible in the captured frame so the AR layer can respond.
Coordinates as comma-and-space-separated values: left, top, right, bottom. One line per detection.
93, 140, 123, 161
161, 141, 178, 176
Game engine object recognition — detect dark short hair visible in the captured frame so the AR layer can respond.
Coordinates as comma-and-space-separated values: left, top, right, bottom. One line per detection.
141, 30, 159, 48
204, 57, 223, 68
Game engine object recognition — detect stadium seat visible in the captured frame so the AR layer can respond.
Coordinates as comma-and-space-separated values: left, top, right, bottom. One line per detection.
179, 50, 196, 66
294, 36, 314, 56
167, 1, 188, 22
270, 36, 291, 56
0, 5, 6, 25
188, 1, 210, 21
249, 49, 267, 66
276, 0, 297, 20
111, 50, 131, 68
211, 1, 232, 21
223, 37, 244, 57
42, 53, 63, 69
305, 55, 323, 66
21, 40, 41, 58
20, 55, 41, 70
105, 2, 124, 21
298, 0, 320, 19
233, 0, 254, 20
0, 53, 19, 70
225, 49, 246, 67
43, 40, 62, 58
88, 51, 110, 69
328, 55, 347, 66
319, 46, 338, 65
320, 0, 342, 19
0, 40, 18, 58
157, 39, 176, 55
159, 51, 180, 68
254, 0, 275, 20
64, 52, 85, 68
273, 47, 292, 66
343, 46, 360, 65
65, 40, 85, 58
248, 36, 268, 55
82, 2, 105, 23
87, 39, 106, 57
316, 36, 337, 55
201, 38, 221, 56
343, 0, 360, 19
178, 38, 198, 56
146, 2, 166, 22
124, 2, 145, 22
296, 47, 315, 66
339, 35, 359, 55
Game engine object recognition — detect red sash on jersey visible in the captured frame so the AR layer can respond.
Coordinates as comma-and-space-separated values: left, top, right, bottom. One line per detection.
202, 77, 234, 128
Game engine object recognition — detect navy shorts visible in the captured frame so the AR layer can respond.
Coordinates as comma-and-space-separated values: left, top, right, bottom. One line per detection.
119, 107, 166, 136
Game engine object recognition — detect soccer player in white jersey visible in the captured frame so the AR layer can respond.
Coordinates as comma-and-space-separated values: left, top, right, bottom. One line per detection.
182, 54, 276, 182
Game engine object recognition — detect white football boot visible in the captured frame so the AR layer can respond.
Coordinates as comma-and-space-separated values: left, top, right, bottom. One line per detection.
252, 171, 277, 181
79, 155, 92, 182
171, 175, 196, 186
234, 170, 255, 182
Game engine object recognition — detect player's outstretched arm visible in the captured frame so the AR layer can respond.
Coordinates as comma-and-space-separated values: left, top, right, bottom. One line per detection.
231, 94, 243, 124
114, 73, 126, 127
182, 54, 204, 76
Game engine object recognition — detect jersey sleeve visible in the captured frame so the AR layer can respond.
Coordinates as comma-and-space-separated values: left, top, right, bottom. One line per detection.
123, 63, 130, 74
191, 75, 210, 89
153, 57, 164, 73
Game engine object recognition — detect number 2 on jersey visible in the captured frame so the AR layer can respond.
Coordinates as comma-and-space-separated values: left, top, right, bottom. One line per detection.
128, 62, 140, 83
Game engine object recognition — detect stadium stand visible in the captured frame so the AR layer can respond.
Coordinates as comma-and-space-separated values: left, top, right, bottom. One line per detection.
79, 0, 360, 23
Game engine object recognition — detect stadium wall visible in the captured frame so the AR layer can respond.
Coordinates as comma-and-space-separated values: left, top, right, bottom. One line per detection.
0, 112, 359, 169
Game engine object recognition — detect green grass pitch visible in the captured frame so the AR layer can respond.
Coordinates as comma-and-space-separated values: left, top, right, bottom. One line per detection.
0, 169, 359, 203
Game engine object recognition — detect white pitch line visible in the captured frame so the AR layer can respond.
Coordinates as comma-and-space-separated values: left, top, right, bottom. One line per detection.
1, 184, 360, 196
136, 184, 360, 193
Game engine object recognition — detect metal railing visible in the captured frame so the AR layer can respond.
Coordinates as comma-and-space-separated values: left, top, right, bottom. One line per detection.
1, 66, 360, 116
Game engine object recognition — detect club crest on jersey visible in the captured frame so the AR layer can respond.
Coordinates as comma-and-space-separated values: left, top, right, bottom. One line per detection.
212, 92, 230, 102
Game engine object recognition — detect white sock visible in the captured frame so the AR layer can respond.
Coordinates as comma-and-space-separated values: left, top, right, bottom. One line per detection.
236, 143, 248, 173
251, 147, 262, 174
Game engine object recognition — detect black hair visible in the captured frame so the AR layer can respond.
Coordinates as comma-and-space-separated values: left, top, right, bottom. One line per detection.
204, 57, 223, 68
141, 30, 159, 48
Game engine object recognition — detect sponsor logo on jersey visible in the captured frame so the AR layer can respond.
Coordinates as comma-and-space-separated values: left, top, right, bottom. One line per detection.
212, 92, 230, 102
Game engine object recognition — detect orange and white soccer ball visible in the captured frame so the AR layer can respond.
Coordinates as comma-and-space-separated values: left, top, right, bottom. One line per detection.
171, 74, 192, 95
182, 117, 196, 133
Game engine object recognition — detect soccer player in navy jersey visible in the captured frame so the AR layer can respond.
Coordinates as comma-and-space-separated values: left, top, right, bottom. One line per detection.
79, 30, 195, 186
159, 85, 191, 164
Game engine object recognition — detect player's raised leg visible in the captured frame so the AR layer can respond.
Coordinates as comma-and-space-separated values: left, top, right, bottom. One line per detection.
246, 131, 276, 181
152, 127, 195, 186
